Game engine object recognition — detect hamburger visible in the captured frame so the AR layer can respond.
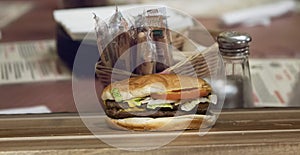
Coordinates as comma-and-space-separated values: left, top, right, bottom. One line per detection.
101, 74, 217, 131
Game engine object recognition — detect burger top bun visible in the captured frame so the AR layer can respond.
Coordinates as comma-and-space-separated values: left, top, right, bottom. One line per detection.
105, 114, 216, 131
101, 74, 211, 101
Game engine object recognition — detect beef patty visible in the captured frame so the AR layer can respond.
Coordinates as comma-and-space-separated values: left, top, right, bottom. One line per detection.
104, 100, 210, 119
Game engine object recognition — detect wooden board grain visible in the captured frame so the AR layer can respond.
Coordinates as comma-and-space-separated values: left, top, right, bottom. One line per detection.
0, 108, 300, 154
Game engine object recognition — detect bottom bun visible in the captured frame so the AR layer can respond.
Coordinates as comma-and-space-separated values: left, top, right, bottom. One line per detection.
105, 114, 216, 131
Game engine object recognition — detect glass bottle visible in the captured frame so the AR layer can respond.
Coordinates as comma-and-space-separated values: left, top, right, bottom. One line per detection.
217, 31, 253, 108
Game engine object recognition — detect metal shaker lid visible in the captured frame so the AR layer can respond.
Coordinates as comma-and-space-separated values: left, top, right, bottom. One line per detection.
217, 31, 251, 49
217, 31, 252, 56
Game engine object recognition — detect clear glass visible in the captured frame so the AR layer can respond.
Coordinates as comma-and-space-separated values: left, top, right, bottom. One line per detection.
72, 6, 226, 151
223, 55, 253, 108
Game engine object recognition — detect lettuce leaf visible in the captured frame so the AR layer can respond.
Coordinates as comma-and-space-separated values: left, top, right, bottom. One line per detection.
125, 98, 143, 107
111, 88, 122, 102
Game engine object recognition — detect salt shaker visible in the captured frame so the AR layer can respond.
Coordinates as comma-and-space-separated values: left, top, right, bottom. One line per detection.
217, 31, 254, 108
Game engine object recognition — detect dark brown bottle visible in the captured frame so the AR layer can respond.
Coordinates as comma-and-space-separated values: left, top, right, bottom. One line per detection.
217, 31, 254, 108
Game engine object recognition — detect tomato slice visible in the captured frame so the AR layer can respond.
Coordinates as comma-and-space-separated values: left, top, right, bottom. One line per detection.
151, 89, 210, 100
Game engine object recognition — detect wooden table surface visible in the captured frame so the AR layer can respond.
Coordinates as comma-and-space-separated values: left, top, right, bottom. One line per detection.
1, 108, 300, 154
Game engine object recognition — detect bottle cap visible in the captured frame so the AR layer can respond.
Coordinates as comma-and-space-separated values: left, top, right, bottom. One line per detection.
217, 31, 252, 56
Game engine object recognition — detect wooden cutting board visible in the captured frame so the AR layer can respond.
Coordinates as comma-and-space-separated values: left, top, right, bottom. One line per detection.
0, 108, 300, 154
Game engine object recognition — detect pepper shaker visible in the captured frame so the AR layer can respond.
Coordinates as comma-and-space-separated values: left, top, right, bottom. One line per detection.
217, 31, 254, 108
